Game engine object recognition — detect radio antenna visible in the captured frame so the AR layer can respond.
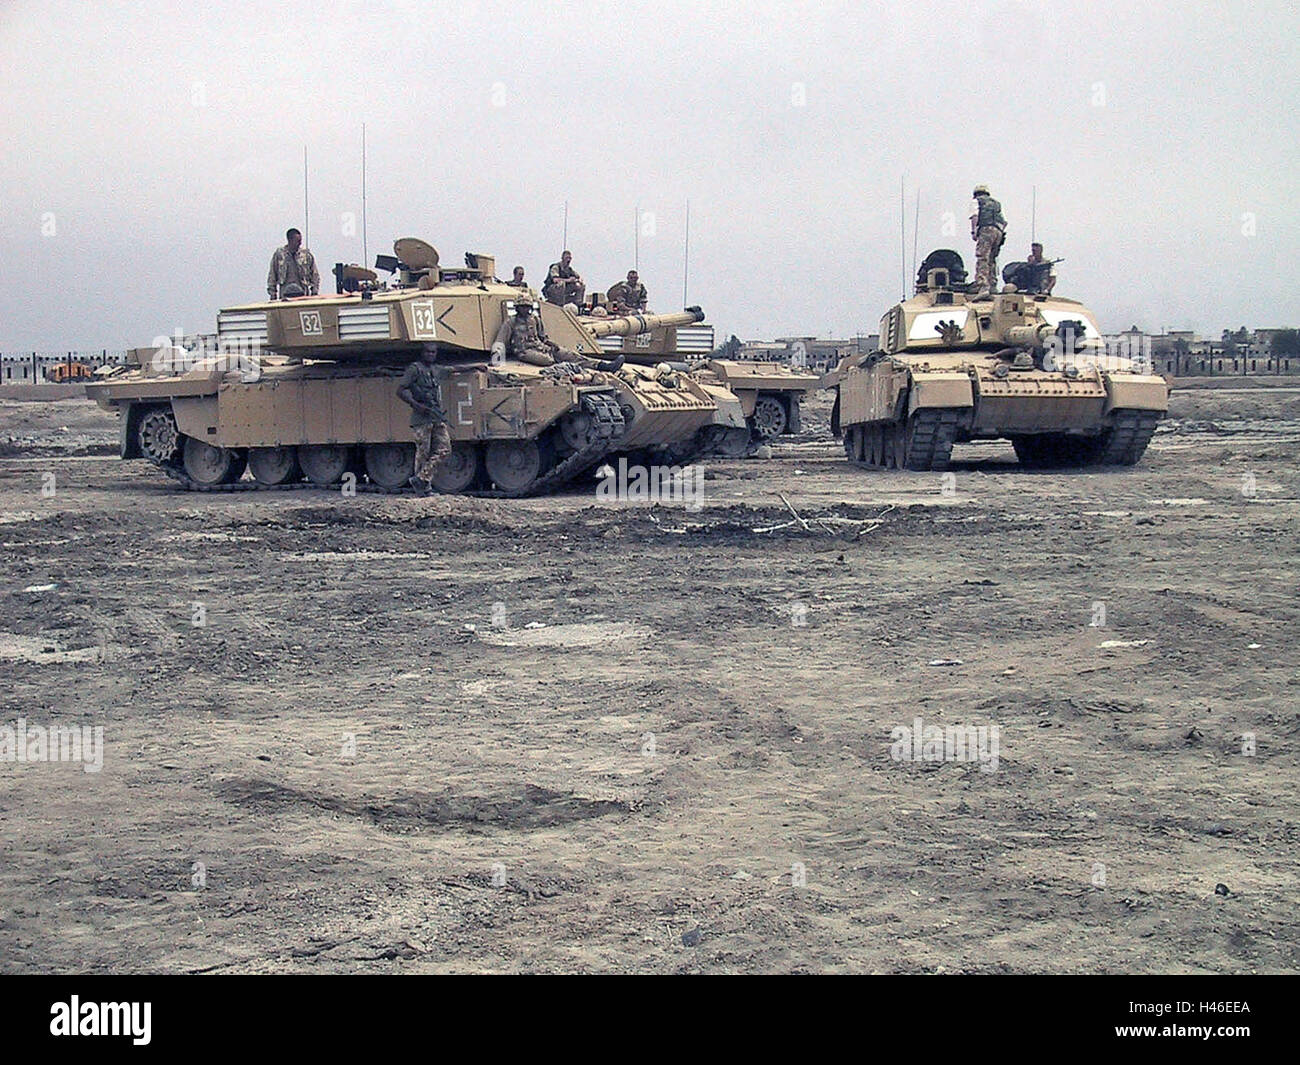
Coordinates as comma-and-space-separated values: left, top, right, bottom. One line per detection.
911, 189, 921, 293
899, 176, 906, 299
361, 123, 369, 269
303, 146, 309, 249
682, 200, 691, 306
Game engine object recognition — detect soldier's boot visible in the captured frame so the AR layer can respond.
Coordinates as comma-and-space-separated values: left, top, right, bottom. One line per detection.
409, 476, 430, 494
595, 354, 625, 372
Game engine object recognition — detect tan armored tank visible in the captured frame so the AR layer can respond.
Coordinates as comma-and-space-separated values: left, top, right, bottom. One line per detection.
86, 240, 736, 496
581, 311, 816, 456
825, 249, 1168, 469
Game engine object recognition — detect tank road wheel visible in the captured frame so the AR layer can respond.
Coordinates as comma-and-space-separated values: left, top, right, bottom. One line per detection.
364, 443, 416, 490
138, 406, 181, 464
558, 408, 599, 452
248, 446, 301, 486
298, 444, 352, 486
751, 395, 788, 441
485, 438, 547, 495
182, 437, 244, 486
430, 441, 481, 494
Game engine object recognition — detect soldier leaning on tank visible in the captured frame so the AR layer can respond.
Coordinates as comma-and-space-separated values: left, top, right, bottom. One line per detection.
491, 300, 624, 372
1027, 242, 1057, 295
969, 185, 1007, 298
266, 228, 320, 300
543, 250, 585, 306
506, 265, 528, 288
396, 348, 451, 493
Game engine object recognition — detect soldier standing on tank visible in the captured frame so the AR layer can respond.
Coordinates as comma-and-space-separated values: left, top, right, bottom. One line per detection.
544, 251, 585, 307
616, 270, 649, 312
266, 228, 320, 300
506, 265, 528, 288
491, 300, 623, 371
397, 347, 451, 493
969, 185, 1007, 298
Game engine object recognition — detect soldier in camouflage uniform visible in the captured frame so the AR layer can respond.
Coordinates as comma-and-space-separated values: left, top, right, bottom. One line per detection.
396, 347, 451, 493
491, 300, 623, 372
543, 250, 585, 306
969, 185, 1007, 298
612, 270, 649, 313
266, 228, 320, 299
506, 265, 528, 288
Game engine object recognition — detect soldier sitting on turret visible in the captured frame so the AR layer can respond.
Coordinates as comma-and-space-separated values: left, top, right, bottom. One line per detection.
608, 270, 649, 313
506, 265, 528, 288
543, 251, 585, 306
491, 300, 624, 372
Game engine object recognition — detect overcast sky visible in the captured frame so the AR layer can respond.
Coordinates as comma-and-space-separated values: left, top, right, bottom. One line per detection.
2, 0, 1297, 351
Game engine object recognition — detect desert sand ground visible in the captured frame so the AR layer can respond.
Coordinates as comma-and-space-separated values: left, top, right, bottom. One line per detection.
1, 382, 1297, 973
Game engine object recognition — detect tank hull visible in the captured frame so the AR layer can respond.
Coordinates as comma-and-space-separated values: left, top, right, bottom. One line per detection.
89, 361, 625, 496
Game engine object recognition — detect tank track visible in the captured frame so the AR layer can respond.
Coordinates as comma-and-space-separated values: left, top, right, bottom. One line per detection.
149, 391, 625, 498
846, 408, 961, 472
901, 408, 961, 471
1097, 408, 1161, 465
648, 424, 741, 467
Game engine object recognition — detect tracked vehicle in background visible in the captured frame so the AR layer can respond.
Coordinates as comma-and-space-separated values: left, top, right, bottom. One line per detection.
824, 249, 1168, 470
86, 239, 745, 496
583, 310, 818, 456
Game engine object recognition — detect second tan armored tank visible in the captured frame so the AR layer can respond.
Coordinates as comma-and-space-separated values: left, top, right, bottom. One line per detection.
825, 249, 1168, 469
582, 311, 819, 456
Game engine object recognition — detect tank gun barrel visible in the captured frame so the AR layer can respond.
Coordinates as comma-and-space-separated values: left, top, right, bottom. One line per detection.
1003, 323, 1055, 349
582, 307, 705, 338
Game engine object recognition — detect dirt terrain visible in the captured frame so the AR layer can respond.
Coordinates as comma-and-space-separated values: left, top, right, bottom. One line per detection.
1, 383, 1297, 974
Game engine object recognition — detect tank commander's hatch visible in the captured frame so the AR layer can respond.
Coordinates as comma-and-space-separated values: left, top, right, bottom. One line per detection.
916, 249, 967, 292
375, 238, 441, 289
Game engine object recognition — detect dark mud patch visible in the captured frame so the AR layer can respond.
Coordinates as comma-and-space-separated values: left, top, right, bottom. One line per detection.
217, 778, 637, 832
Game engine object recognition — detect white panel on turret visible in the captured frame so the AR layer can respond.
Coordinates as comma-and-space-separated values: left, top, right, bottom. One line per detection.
907, 309, 968, 341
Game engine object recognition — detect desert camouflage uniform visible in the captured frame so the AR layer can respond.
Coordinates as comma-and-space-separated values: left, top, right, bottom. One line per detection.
971, 195, 1007, 295
506, 313, 563, 366
267, 245, 320, 299
398, 360, 451, 482
544, 261, 585, 306
620, 282, 649, 312
493, 311, 613, 371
